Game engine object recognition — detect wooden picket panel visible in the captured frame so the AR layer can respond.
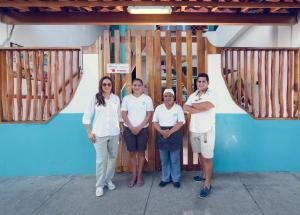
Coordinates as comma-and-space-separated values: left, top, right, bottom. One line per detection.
7, 51, 14, 121
165, 30, 172, 89
244, 50, 249, 111
237, 50, 241, 104
258, 50, 262, 117
287, 51, 293, 118
146, 30, 155, 171
271, 51, 276, 117
24, 50, 31, 121
62, 51, 66, 106
279, 50, 284, 117
265, 51, 270, 117
103, 30, 110, 76
135, 30, 142, 79
197, 30, 204, 75
47, 51, 52, 119
16, 51, 23, 121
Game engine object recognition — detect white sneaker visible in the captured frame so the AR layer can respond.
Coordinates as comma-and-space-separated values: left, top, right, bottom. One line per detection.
96, 187, 104, 197
106, 181, 116, 190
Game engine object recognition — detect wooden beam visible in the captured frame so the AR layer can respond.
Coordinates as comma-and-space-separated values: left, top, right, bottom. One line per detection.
1, 12, 297, 25
1, 1, 300, 8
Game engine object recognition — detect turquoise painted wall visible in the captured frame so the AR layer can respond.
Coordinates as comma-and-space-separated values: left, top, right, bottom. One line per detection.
0, 113, 300, 176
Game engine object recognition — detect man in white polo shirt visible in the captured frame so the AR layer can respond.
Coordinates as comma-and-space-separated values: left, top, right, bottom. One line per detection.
183, 73, 216, 198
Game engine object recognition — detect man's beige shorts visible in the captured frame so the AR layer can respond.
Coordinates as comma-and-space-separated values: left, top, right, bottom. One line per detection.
190, 128, 215, 159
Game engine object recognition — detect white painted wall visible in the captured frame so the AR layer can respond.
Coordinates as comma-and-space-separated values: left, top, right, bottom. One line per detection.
0, 24, 107, 47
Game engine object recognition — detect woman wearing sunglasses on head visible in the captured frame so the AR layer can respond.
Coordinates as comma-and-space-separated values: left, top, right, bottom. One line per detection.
82, 76, 122, 197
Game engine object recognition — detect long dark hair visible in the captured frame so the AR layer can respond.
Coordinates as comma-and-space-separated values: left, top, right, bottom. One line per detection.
96, 76, 114, 106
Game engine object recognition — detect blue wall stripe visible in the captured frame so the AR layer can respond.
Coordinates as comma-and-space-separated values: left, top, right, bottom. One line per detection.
0, 113, 300, 176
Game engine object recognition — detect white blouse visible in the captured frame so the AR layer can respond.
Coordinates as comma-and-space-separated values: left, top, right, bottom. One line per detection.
82, 93, 122, 137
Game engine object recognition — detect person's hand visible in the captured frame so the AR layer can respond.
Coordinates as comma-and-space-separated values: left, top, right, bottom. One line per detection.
130, 126, 139, 135
161, 129, 170, 139
88, 132, 96, 143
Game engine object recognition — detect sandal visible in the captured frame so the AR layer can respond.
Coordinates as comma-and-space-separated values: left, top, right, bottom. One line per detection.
128, 179, 136, 188
137, 177, 144, 187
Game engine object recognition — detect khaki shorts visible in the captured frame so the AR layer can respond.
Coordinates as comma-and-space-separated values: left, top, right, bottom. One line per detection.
190, 128, 215, 159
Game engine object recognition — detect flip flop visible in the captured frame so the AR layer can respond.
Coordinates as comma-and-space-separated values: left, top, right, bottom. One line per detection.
137, 178, 144, 187
128, 179, 136, 188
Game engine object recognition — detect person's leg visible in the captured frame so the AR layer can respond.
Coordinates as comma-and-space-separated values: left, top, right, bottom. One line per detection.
94, 136, 109, 188
128, 151, 138, 187
159, 149, 171, 182
191, 132, 204, 181
170, 149, 181, 183
105, 135, 119, 184
136, 128, 148, 186
137, 151, 145, 185
199, 153, 206, 179
202, 158, 213, 188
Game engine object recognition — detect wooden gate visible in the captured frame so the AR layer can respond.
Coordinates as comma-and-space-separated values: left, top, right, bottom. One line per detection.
92, 29, 218, 172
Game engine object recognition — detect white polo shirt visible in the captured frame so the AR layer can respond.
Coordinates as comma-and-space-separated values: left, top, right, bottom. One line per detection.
82, 93, 121, 137
153, 103, 185, 127
185, 89, 216, 133
121, 94, 154, 128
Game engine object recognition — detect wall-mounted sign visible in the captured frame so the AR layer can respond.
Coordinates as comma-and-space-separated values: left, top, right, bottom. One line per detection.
107, 63, 130, 74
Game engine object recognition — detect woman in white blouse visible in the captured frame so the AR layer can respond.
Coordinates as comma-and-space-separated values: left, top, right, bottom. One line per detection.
82, 76, 121, 197
153, 89, 185, 188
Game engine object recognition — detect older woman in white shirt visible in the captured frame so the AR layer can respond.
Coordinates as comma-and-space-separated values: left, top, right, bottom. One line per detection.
153, 89, 185, 188
82, 76, 121, 197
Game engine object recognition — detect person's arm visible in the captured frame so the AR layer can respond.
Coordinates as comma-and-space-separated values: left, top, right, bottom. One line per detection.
191, 101, 215, 112
168, 122, 184, 136
84, 124, 95, 143
183, 104, 202, 114
121, 111, 134, 130
82, 96, 96, 143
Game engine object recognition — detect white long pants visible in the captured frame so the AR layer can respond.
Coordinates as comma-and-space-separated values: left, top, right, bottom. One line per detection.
94, 135, 119, 188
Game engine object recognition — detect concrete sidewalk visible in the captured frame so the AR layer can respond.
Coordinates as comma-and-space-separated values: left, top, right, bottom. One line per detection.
1, 172, 300, 215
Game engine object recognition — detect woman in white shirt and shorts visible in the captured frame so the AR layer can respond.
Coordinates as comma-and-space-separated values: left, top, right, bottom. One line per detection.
121, 79, 154, 187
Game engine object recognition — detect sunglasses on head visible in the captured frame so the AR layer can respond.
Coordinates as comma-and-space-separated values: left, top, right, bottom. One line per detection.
102, 83, 112, 87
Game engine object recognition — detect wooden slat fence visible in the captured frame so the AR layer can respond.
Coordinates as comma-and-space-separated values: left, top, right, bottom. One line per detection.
221, 48, 300, 119
98, 29, 216, 172
0, 48, 81, 123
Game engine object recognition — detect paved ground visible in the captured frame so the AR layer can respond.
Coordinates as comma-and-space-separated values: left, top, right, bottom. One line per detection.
1, 172, 300, 215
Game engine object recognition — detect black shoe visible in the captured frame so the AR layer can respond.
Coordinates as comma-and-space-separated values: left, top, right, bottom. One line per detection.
193, 175, 205, 182
173, 182, 180, 188
159, 181, 170, 187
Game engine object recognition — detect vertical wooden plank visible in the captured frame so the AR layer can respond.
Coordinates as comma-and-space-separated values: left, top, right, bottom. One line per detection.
16, 51, 23, 121
61, 50, 66, 107
76, 50, 80, 81
244, 50, 249, 111
68, 51, 73, 98
7, 51, 14, 121
197, 30, 203, 75
165, 30, 172, 89
287, 51, 292, 118
54, 50, 59, 113
39, 50, 45, 120
298, 49, 300, 119
0, 51, 7, 121
204, 38, 208, 73
114, 30, 122, 172
294, 50, 299, 118
103, 30, 110, 76
24, 50, 32, 121
146, 30, 155, 171
237, 50, 242, 104
114, 30, 121, 97
154, 30, 162, 170
225, 50, 229, 84
135, 30, 142, 79
98, 36, 104, 79
32, 51, 38, 121
258, 50, 262, 118
47, 51, 52, 119
186, 30, 193, 170
265, 51, 270, 117
230, 50, 235, 97
250, 50, 255, 116
186, 30, 193, 96
124, 30, 132, 172
278, 50, 284, 117
271, 51, 276, 117
176, 31, 183, 105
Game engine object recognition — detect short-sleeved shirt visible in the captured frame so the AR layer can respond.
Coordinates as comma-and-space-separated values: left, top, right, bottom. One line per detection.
185, 89, 216, 133
152, 103, 185, 127
82, 93, 121, 137
121, 94, 154, 128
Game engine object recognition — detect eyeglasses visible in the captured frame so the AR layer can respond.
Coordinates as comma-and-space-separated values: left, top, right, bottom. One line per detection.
102, 83, 112, 87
